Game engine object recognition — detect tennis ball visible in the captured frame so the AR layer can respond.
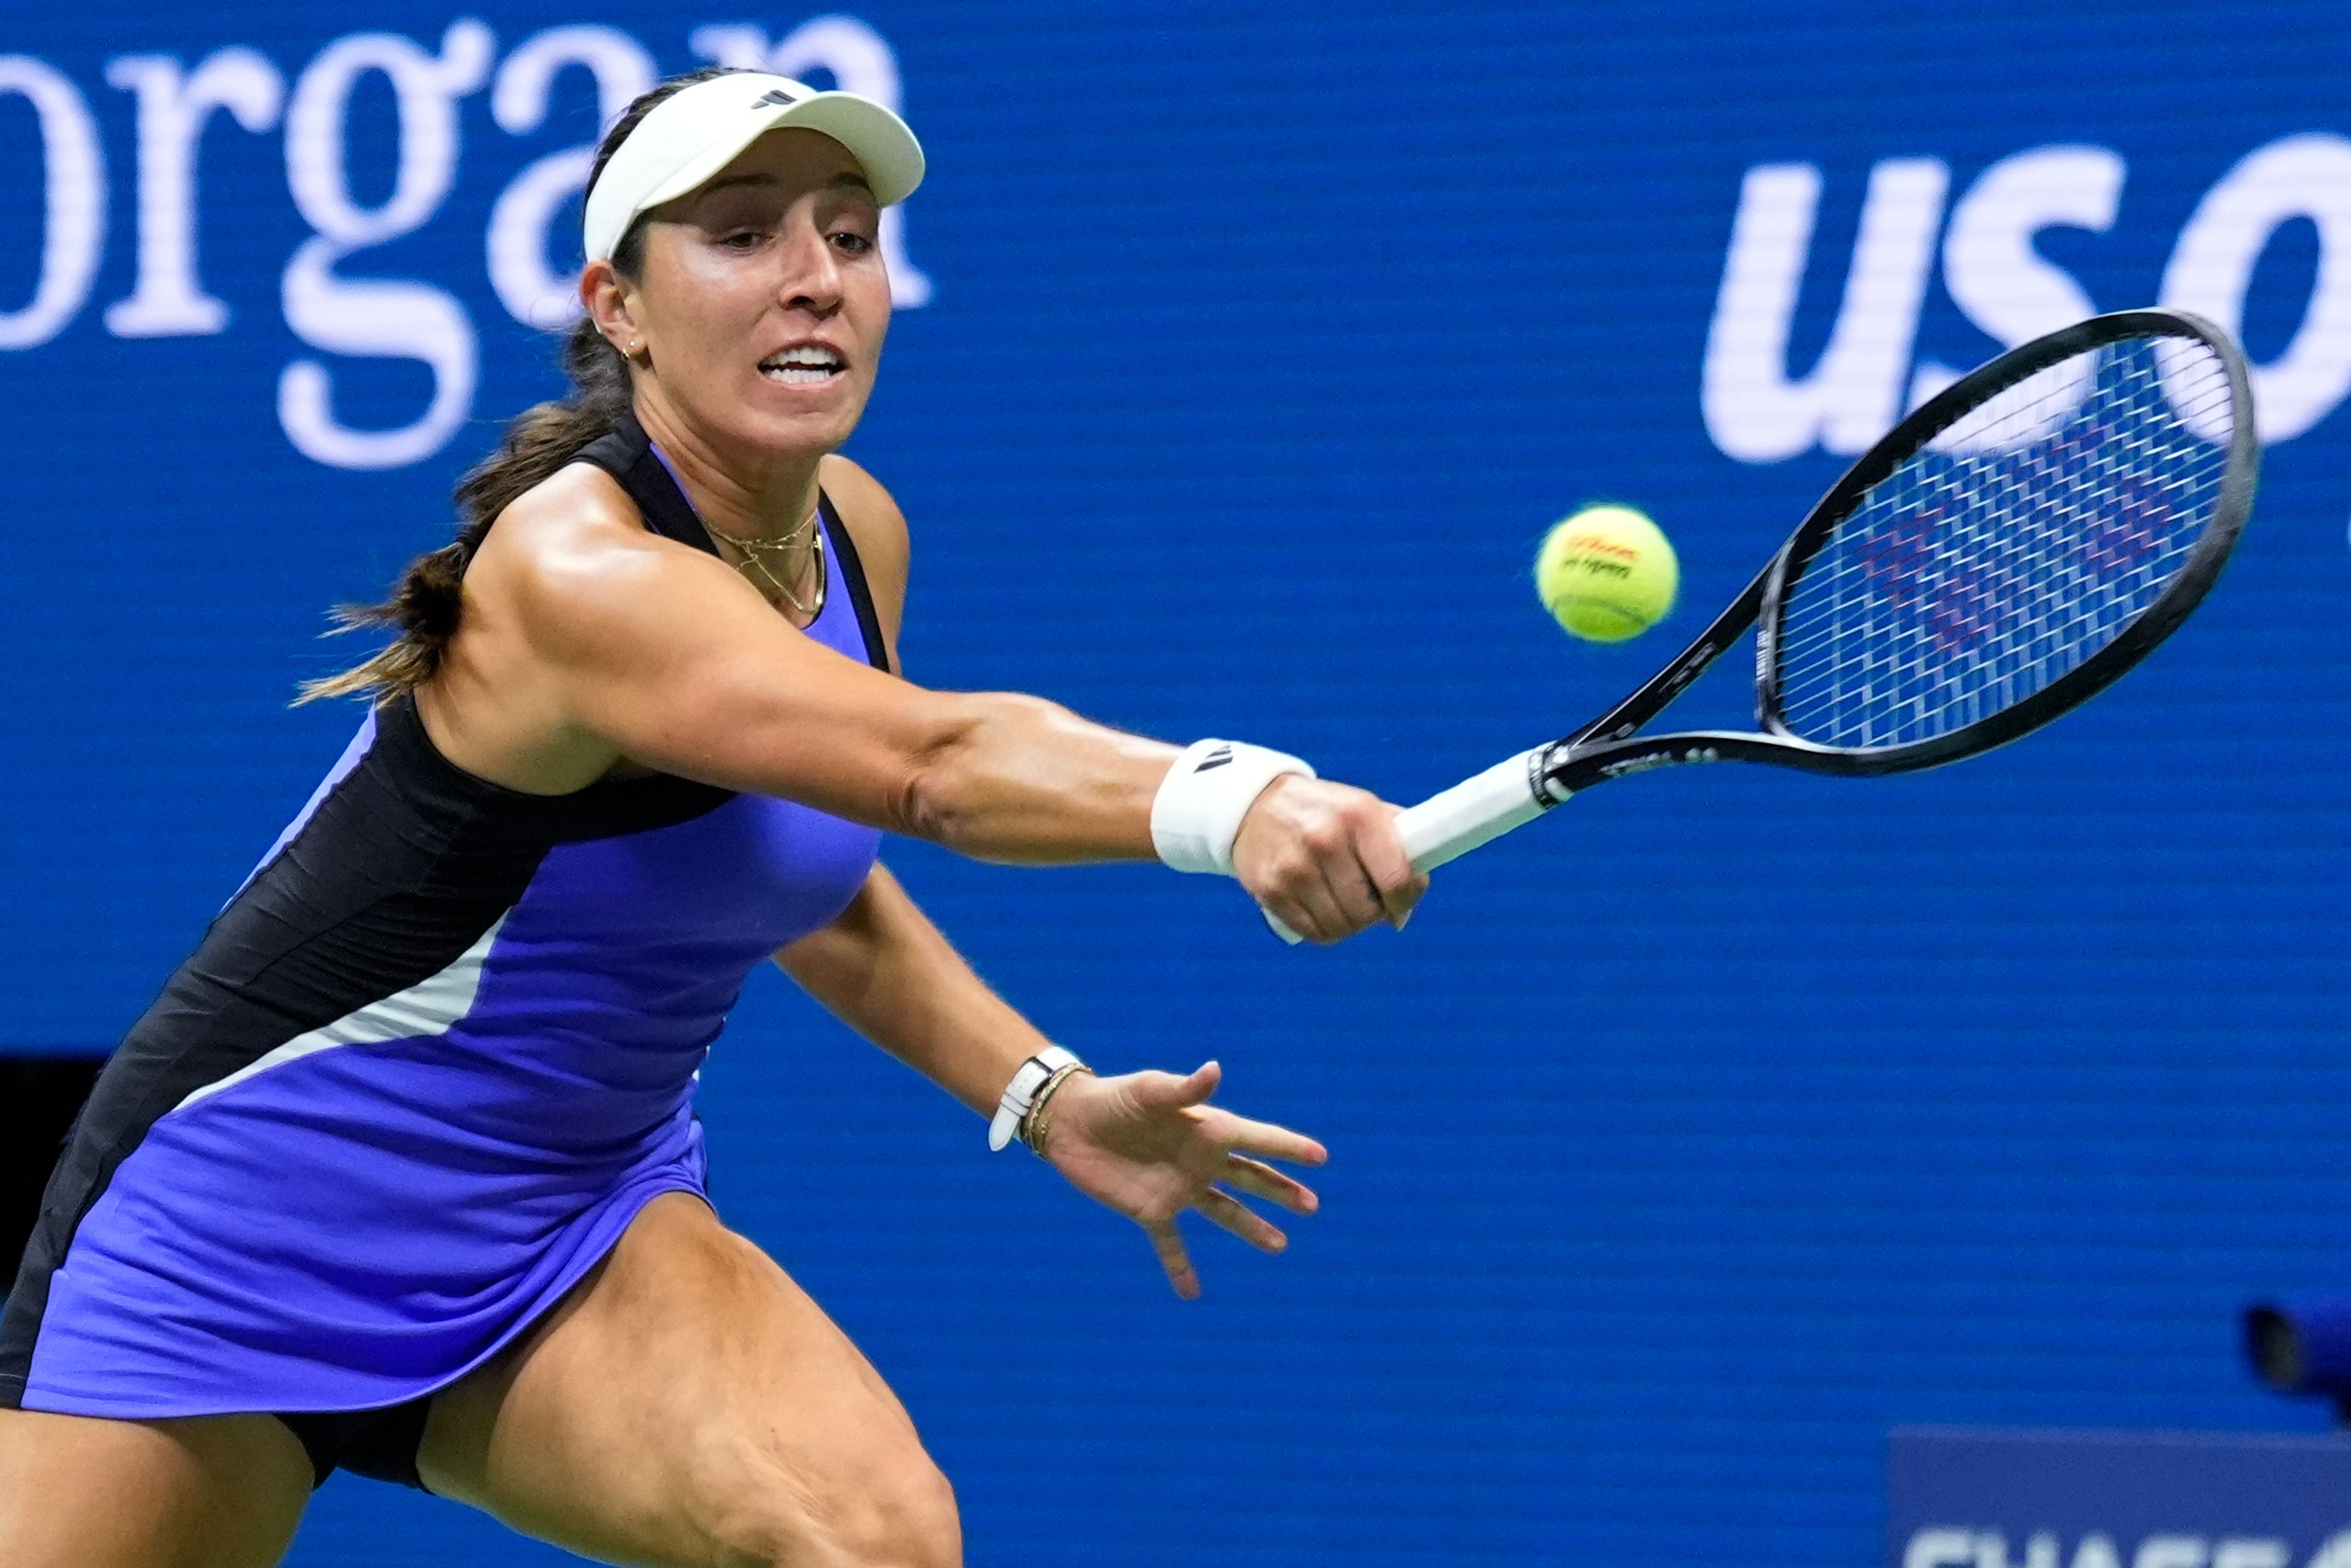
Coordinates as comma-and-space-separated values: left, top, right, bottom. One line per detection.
1534, 504, 1679, 643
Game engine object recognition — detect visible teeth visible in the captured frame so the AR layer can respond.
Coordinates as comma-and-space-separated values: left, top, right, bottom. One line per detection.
762, 345, 842, 377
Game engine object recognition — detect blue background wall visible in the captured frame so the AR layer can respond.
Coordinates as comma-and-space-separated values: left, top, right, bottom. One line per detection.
3, 2, 2347, 1563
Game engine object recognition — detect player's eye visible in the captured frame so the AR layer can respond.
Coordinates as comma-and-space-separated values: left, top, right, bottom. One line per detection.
830, 230, 876, 255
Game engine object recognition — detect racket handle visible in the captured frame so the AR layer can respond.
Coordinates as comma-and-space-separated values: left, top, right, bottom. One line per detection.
1393, 748, 1553, 872
1262, 748, 1554, 944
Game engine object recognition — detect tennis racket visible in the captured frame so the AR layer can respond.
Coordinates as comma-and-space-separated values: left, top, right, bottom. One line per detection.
1273, 307, 2257, 941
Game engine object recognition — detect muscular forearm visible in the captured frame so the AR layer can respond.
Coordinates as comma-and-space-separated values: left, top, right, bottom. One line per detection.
544, 553, 1415, 932
902, 693, 1177, 865
776, 863, 1052, 1118
898, 695, 1425, 942
484, 453, 1417, 940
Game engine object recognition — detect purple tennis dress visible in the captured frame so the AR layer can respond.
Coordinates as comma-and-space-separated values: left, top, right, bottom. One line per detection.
0, 413, 888, 1451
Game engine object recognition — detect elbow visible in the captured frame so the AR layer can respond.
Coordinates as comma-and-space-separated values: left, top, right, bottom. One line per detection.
895, 692, 1061, 857
897, 759, 964, 850
894, 692, 999, 852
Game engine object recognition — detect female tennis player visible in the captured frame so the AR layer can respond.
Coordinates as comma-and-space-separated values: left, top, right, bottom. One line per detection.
0, 68, 1423, 1567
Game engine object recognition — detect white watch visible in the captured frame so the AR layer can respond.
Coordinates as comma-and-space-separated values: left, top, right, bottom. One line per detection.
988, 1046, 1086, 1151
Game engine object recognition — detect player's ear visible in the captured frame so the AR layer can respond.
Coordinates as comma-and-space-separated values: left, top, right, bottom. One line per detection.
581, 260, 644, 360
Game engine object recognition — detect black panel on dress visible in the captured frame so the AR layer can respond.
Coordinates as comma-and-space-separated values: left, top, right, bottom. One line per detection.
576, 409, 723, 558
0, 696, 731, 1403
2, 408, 891, 1404
819, 490, 893, 675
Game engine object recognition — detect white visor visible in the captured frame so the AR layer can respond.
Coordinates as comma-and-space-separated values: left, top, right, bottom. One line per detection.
582, 72, 925, 264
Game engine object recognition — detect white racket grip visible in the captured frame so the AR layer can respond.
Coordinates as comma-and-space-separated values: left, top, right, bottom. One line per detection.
1262, 748, 1555, 943
1393, 748, 1553, 872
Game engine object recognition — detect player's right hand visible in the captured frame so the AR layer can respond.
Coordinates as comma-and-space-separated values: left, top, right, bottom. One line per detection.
1231, 776, 1427, 942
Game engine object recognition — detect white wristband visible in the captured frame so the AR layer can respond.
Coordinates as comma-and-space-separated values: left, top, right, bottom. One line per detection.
1150, 740, 1316, 875
989, 1046, 1086, 1151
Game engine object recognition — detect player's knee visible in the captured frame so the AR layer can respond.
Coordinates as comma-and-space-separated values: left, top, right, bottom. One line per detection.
710, 1442, 960, 1568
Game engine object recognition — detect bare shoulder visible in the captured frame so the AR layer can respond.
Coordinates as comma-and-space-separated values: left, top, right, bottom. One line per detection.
819, 452, 909, 653
468, 461, 744, 647
475, 462, 659, 579
427, 457, 773, 793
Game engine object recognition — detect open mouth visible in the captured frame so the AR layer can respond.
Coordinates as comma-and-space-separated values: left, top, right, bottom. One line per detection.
759, 345, 846, 386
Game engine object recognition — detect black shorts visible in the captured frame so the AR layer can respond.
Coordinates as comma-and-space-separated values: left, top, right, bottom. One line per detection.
277, 1395, 435, 1490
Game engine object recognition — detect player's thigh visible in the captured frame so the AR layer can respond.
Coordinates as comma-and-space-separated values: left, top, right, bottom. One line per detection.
0, 1406, 310, 1568
418, 1192, 959, 1568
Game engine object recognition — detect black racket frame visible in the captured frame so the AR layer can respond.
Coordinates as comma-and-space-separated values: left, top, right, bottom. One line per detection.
1523, 309, 2258, 805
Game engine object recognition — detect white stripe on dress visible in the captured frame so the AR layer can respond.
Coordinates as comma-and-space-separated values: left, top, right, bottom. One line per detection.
172, 915, 507, 1112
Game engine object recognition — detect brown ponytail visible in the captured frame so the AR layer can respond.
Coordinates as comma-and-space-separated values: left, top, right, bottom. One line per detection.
299, 65, 744, 705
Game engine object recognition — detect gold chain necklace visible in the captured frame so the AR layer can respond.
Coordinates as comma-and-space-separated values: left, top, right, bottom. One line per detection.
703, 511, 828, 620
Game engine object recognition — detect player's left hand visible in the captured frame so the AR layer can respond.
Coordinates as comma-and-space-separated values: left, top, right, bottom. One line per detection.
1035, 1061, 1324, 1300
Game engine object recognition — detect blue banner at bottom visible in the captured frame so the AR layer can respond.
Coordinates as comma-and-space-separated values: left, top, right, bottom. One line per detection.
1889, 1428, 2351, 1568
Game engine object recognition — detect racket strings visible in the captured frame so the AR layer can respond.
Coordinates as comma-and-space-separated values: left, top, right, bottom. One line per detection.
1772, 338, 2235, 751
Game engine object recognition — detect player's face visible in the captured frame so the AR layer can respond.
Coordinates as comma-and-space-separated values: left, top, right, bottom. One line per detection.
630, 129, 891, 462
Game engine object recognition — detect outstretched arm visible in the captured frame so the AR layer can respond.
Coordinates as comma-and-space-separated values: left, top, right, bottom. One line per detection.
779, 863, 1324, 1298
441, 465, 1424, 942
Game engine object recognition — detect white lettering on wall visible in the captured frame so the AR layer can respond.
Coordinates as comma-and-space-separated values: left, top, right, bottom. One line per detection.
1701, 158, 1949, 463
690, 14, 932, 307
1905, 1528, 1978, 1568
279, 19, 493, 470
486, 25, 655, 329
0, 17, 937, 467
2134, 1536, 2208, 1568
1910, 144, 2123, 409
0, 55, 106, 350
1900, 1532, 2321, 1568
2212, 1542, 2291, 1568
686, 24, 769, 68
2161, 132, 2351, 444
103, 49, 284, 337
1976, 1532, 2061, 1568
1709, 132, 2351, 460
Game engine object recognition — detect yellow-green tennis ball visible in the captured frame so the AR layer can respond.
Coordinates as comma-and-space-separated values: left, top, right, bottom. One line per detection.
1535, 505, 1679, 643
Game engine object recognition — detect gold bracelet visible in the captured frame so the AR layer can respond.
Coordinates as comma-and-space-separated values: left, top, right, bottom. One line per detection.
1019, 1063, 1092, 1156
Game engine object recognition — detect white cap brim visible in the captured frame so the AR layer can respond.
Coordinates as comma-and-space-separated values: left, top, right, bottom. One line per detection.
583, 72, 924, 264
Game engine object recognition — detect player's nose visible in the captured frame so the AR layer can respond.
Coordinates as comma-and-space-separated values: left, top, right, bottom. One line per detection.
776, 227, 844, 316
